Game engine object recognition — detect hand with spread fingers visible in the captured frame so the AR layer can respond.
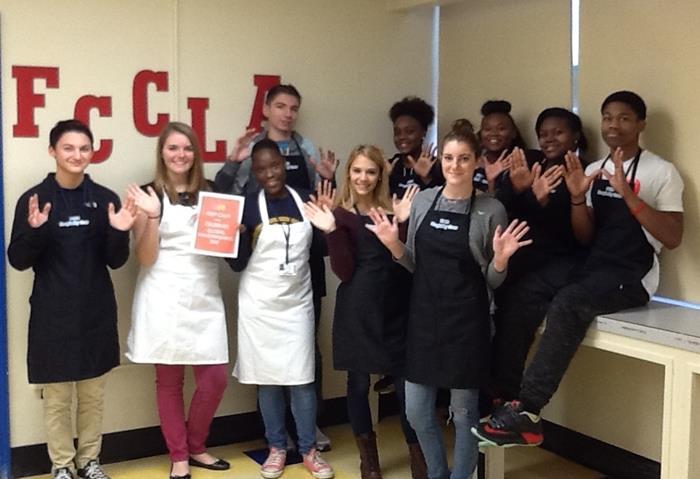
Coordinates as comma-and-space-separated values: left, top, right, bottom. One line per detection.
27, 193, 52, 228
601, 146, 634, 199
386, 155, 402, 175
563, 150, 598, 201
309, 179, 336, 210
303, 201, 336, 233
406, 143, 438, 181
365, 207, 400, 248
492, 219, 533, 272
311, 148, 338, 180
392, 184, 419, 223
532, 163, 565, 206
127, 184, 161, 218
108, 194, 138, 231
508, 147, 534, 193
227, 128, 258, 163
484, 149, 512, 184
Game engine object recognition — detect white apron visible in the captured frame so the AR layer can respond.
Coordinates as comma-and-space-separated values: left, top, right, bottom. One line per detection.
127, 193, 228, 364
234, 187, 314, 385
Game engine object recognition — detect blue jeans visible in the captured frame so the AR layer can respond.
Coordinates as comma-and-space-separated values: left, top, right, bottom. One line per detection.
258, 383, 317, 455
405, 381, 479, 479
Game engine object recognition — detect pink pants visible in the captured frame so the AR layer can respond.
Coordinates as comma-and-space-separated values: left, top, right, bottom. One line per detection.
155, 364, 228, 462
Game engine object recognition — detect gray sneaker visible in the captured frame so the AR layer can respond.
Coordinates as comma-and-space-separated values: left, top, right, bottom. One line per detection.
316, 426, 332, 452
77, 460, 110, 479
53, 468, 74, 479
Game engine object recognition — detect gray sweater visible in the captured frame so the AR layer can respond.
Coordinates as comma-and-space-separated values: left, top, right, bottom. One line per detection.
397, 187, 508, 290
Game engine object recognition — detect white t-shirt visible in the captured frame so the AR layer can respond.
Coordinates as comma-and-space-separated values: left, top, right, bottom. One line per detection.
585, 149, 684, 295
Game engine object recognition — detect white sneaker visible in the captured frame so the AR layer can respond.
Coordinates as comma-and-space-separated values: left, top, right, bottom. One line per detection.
316, 426, 332, 452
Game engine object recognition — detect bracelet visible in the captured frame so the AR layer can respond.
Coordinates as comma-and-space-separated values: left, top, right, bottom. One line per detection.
630, 201, 646, 216
571, 199, 586, 206
147, 215, 160, 220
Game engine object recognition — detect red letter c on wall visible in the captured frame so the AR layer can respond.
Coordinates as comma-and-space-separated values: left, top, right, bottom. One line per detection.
133, 70, 170, 136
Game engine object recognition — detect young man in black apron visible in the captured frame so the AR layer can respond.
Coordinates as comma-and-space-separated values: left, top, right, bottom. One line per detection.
215, 84, 336, 450
474, 91, 685, 447
7, 120, 137, 479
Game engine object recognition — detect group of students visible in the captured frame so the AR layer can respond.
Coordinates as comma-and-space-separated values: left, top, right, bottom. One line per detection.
7, 84, 684, 479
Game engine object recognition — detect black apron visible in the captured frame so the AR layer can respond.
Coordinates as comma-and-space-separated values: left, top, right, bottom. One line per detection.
581, 150, 654, 293
277, 134, 312, 190
333, 210, 410, 374
28, 177, 120, 383
406, 188, 490, 389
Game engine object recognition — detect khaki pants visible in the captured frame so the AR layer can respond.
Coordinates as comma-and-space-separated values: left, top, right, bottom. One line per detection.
42, 374, 107, 471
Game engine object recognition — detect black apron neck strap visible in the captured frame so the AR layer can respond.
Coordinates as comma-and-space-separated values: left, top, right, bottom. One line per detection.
601, 148, 643, 184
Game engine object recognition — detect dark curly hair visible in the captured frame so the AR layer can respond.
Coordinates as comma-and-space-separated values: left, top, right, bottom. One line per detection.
389, 96, 435, 132
479, 99, 527, 149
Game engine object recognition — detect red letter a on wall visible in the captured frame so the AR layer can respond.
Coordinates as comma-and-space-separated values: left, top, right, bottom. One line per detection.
247, 74, 280, 132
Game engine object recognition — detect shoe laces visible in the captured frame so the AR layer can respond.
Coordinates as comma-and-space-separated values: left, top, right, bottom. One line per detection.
488, 400, 524, 429
54, 469, 73, 479
263, 448, 286, 469
82, 461, 109, 479
304, 449, 331, 471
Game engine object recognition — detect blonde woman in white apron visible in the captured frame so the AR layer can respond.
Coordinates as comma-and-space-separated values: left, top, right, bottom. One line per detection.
126, 122, 230, 479
228, 139, 334, 479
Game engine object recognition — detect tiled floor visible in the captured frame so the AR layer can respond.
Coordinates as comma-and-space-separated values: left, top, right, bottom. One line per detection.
22, 416, 604, 478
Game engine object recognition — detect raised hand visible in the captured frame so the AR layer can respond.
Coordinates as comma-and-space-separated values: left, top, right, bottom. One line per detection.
485, 149, 512, 183
532, 163, 565, 206
309, 180, 336, 210
365, 207, 399, 246
227, 128, 257, 163
492, 219, 533, 269
311, 148, 338, 180
386, 155, 401, 175
127, 184, 161, 218
392, 184, 419, 223
563, 151, 598, 200
601, 146, 633, 199
108, 194, 138, 231
406, 143, 438, 180
303, 202, 336, 233
27, 193, 51, 228
508, 148, 533, 193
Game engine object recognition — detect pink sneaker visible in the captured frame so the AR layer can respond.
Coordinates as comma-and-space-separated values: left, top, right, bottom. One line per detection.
261, 447, 286, 479
302, 448, 334, 478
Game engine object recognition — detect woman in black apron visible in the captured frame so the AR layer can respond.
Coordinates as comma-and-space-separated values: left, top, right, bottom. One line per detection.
474, 100, 542, 195
304, 145, 427, 479
367, 123, 532, 479
387, 96, 443, 199
488, 108, 588, 407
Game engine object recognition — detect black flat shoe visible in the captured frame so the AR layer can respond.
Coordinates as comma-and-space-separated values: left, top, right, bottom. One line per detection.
188, 456, 231, 471
169, 473, 191, 479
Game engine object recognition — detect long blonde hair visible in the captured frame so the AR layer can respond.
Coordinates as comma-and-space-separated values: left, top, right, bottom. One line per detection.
153, 122, 208, 203
335, 145, 392, 211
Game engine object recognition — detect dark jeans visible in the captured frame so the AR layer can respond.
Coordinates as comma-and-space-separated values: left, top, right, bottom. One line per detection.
491, 257, 577, 400
520, 276, 649, 413
346, 371, 418, 444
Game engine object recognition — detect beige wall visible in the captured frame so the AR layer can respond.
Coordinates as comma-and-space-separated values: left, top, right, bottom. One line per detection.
2, 0, 434, 447
439, 0, 572, 145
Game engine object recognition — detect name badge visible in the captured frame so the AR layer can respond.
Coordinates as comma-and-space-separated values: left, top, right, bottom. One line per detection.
279, 263, 297, 276
285, 160, 300, 171
429, 218, 459, 231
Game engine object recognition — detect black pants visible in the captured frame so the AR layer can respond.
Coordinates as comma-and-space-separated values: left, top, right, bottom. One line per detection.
313, 293, 324, 412
491, 257, 577, 400
519, 276, 649, 414
346, 371, 418, 444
